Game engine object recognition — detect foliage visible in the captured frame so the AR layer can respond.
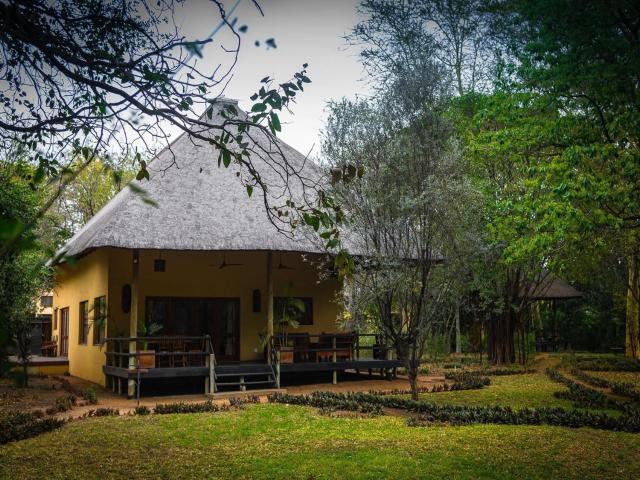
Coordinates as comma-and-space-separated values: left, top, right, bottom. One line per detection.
133, 405, 150, 416
0, 411, 65, 445
83, 408, 119, 417
574, 356, 640, 372
0, 158, 51, 378
154, 400, 221, 415
82, 386, 97, 405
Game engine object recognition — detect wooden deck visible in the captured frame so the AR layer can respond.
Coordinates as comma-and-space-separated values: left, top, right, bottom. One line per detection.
103, 333, 401, 396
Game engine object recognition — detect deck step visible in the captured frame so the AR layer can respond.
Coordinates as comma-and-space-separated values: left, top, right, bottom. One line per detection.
214, 371, 273, 378
215, 379, 275, 387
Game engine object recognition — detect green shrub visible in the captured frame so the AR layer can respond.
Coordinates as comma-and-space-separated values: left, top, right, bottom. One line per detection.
133, 405, 150, 415
0, 412, 65, 444
84, 408, 119, 417
82, 386, 98, 404
51, 394, 76, 413
481, 367, 536, 376
575, 357, 640, 372
154, 401, 220, 414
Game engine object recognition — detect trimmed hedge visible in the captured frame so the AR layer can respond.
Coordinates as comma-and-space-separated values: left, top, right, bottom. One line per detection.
0, 412, 65, 444
570, 368, 640, 402
444, 371, 491, 386
481, 367, 536, 376
546, 368, 638, 413
574, 357, 640, 372
154, 400, 221, 414
268, 391, 640, 433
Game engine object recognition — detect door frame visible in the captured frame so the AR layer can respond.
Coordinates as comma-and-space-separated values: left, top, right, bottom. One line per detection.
144, 296, 241, 362
59, 307, 69, 357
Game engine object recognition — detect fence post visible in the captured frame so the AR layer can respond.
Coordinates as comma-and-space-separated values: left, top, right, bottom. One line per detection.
332, 336, 337, 385
275, 350, 281, 389
210, 353, 216, 394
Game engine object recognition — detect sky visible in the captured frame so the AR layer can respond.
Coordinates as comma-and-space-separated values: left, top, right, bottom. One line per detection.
174, 0, 371, 157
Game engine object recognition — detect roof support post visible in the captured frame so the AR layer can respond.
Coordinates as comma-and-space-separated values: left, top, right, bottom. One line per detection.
266, 251, 274, 364
128, 249, 139, 398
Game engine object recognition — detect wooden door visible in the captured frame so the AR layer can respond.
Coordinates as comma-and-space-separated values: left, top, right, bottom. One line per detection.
60, 307, 69, 357
207, 299, 240, 362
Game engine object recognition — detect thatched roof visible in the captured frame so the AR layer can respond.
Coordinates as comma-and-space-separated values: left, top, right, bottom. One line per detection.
58, 100, 329, 260
527, 274, 583, 300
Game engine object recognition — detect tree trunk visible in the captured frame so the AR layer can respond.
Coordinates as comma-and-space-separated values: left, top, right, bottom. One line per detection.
490, 309, 516, 365
455, 300, 462, 354
407, 362, 419, 401
626, 252, 640, 359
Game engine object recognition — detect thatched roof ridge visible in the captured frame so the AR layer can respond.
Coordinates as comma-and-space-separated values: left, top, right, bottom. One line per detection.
58, 102, 330, 259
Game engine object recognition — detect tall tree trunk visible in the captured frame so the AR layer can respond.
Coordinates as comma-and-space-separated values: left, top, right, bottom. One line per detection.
455, 300, 462, 354
626, 252, 640, 359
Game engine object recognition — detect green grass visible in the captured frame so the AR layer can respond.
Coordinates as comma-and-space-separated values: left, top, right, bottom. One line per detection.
0, 404, 639, 479
421, 373, 575, 409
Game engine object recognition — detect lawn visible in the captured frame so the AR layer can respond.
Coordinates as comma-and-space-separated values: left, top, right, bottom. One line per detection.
420, 372, 583, 409
1, 404, 639, 480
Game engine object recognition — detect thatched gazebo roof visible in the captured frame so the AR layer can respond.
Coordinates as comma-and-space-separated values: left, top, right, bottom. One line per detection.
58, 100, 329, 260
526, 274, 583, 301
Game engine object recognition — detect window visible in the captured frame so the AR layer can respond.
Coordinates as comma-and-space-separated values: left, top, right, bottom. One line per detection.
154, 259, 166, 272
53, 309, 57, 330
79, 301, 89, 344
274, 297, 313, 326
93, 296, 107, 345
40, 295, 53, 308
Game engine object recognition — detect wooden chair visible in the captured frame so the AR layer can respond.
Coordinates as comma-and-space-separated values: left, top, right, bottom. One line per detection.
315, 333, 334, 362
189, 338, 206, 367
172, 338, 189, 368
293, 333, 312, 363
156, 338, 173, 368
334, 332, 355, 361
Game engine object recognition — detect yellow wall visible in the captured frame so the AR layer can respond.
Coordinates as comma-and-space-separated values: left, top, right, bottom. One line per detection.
52, 249, 109, 385
54, 248, 342, 385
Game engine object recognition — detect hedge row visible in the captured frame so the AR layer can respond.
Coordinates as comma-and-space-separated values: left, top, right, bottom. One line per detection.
574, 357, 640, 372
0, 412, 65, 445
481, 367, 536, 376
570, 368, 640, 402
444, 371, 491, 386
368, 375, 490, 397
546, 368, 638, 413
268, 391, 640, 433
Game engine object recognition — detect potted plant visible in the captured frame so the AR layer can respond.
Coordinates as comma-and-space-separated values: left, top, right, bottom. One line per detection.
136, 321, 163, 368
275, 296, 305, 364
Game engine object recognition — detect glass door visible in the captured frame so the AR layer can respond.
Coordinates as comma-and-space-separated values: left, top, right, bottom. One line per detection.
207, 299, 240, 362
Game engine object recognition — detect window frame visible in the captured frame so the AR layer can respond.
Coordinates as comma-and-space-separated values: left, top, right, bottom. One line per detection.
273, 297, 313, 326
79, 300, 89, 345
93, 296, 107, 345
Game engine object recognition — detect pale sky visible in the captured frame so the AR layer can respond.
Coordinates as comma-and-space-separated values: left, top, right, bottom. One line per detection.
174, 0, 371, 157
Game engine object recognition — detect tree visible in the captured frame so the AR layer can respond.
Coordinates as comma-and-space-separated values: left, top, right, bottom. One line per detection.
323, 85, 474, 398
487, 0, 640, 357
0, 156, 51, 383
52, 157, 135, 238
0, 0, 332, 258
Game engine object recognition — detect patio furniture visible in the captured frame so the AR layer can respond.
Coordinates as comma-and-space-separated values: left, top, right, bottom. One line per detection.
316, 333, 355, 362
293, 333, 313, 362
172, 338, 189, 368
155, 338, 173, 368
41, 340, 57, 357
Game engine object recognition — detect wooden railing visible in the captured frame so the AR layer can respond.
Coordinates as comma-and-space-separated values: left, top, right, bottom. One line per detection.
269, 333, 394, 363
104, 335, 213, 369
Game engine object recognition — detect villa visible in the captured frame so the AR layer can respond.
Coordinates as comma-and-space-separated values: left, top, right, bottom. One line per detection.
50, 100, 400, 397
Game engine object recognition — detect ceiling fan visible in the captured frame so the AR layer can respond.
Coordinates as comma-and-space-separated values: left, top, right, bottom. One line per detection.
209, 253, 244, 269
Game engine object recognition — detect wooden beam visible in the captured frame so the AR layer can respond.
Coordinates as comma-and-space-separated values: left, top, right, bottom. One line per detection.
128, 249, 139, 397
266, 251, 274, 363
